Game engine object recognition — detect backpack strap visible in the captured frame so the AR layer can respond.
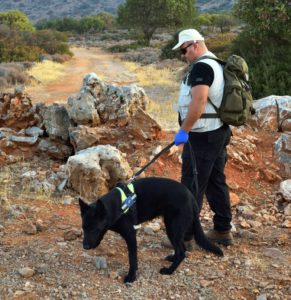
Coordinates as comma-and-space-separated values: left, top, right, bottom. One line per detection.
195, 56, 225, 119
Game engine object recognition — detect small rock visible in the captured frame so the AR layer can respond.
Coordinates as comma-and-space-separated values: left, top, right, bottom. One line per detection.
64, 228, 82, 241
35, 219, 46, 232
200, 279, 212, 287
95, 256, 107, 269
230, 192, 240, 206
108, 271, 119, 279
152, 145, 162, 155
282, 218, 291, 228
36, 263, 49, 274
279, 179, 291, 202
18, 267, 35, 278
263, 248, 286, 260
247, 220, 262, 228
238, 229, 257, 239
239, 219, 251, 228
284, 203, 291, 215
63, 195, 74, 205
256, 294, 267, 300
22, 220, 37, 235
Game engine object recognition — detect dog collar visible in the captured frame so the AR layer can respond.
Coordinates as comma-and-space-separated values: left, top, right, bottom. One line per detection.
115, 183, 136, 213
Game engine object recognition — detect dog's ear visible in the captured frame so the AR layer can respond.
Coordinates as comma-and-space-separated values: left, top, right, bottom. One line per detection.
79, 198, 90, 212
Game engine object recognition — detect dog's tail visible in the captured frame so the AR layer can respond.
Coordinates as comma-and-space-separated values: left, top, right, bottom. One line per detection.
192, 214, 224, 257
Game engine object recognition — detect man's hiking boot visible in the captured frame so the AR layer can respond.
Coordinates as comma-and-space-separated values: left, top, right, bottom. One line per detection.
161, 236, 197, 251
206, 229, 234, 246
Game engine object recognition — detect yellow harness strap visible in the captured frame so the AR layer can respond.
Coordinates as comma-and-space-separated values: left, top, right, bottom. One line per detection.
115, 183, 135, 213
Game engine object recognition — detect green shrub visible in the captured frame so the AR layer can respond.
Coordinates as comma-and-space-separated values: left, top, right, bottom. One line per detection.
107, 40, 146, 53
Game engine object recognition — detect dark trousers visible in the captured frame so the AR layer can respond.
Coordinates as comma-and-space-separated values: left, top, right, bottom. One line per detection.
182, 124, 232, 237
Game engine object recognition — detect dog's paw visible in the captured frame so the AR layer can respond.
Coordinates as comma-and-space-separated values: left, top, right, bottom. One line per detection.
124, 274, 136, 284
165, 254, 175, 262
159, 267, 173, 275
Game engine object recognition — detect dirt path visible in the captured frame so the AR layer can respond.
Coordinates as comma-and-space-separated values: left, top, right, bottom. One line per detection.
27, 47, 135, 103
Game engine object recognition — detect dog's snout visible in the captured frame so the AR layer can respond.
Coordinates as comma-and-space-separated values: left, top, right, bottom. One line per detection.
83, 243, 91, 250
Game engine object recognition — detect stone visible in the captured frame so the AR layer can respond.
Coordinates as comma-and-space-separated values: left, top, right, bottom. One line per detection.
95, 256, 107, 269
25, 126, 44, 137
64, 229, 82, 241
274, 134, 291, 176
284, 203, 291, 215
67, 145, 132, 201
18, 267, 35, 278
22, 220, 37, 235
38, 139, 73, 160
263, 248, 286, 260
279, 179, 291, 202
230, 192, 240, 206
282, 218, 291, 228
41, 105, 73, 142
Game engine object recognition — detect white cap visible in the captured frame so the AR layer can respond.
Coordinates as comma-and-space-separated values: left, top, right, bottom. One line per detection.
172, 29, 204, 50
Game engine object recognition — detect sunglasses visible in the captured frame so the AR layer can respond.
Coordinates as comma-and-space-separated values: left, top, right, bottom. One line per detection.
180, 43, 193, 55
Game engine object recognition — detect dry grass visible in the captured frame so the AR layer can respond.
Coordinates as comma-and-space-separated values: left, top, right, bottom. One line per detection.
120, 61, 180, 130
121, 61, 176, 87
28, 61, 66, 85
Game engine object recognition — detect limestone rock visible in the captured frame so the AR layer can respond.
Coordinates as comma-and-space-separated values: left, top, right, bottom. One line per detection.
274, 133, 291, 176
38, 139, 73, 160
250, 95, 291, 131
41, 105, 73, 142
67, 145, 132, 201
279, 179, 291, 202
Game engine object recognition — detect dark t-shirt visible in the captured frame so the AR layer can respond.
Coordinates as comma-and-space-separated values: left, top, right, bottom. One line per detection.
187, 62, 214, 87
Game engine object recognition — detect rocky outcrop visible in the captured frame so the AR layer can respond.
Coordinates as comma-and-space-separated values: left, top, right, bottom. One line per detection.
67, 145, 132, 201
67, 72, 149, 127
250, 95, 291, 132
0, 90, 39, 130
40, 104, 73, 142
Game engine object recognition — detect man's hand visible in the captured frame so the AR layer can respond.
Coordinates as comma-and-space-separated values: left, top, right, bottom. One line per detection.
174, 129, 189, 145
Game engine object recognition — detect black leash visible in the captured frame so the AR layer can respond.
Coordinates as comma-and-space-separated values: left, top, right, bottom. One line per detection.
127, 141, 175, 183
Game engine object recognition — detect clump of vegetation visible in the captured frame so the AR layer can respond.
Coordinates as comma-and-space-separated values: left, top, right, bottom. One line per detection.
0, 63, 29, 90
232, 0, 291, 98
36, 12, 114, 34
27, 60, 66, 85
0, 11, 72, 63
117, 0, 196, 46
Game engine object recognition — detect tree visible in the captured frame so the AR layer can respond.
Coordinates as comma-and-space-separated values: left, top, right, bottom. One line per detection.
232, 0, 291, 98
117, 0, 196, 45
0, 10, 35, 32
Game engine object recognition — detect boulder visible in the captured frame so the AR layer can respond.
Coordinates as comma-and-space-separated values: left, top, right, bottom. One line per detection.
0, 92, 38, 130
274, 133, 291, 176
67, 92, 101, 126
41, 104, 73, 142
69, 125, 123, 152
279, 179, 291, 202
67, 145, 132, 201
97, 84, 148, 126
250, 95, 291, 131
127, 107, 161, 140
38, 139, 73, 160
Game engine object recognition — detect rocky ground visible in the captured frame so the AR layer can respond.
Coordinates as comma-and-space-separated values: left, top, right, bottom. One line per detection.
0, 126, 290, 300
0, 46, 290, 300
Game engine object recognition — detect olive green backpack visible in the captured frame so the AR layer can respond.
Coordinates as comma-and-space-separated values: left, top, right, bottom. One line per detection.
200, 55, 254, 126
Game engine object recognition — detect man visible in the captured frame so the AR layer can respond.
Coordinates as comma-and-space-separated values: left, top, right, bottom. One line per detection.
166, 29, 233, 247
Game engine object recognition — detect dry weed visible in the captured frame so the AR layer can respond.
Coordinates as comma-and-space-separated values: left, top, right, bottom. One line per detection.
121, 61, 176, 87
28, 61, 66, 85
120, 60, 179, 130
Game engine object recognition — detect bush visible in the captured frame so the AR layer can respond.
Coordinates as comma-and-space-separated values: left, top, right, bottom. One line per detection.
107, 40, 146, 53
0, 63, 29, 87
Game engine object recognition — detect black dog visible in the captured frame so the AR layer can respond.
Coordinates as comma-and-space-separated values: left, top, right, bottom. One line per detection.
79, 177, 223, 283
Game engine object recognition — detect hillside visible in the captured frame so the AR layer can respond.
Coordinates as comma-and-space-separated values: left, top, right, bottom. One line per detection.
0, 0, 234, 22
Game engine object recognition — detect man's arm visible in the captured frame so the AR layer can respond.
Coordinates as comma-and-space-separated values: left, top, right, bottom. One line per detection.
180, 84, 209, 132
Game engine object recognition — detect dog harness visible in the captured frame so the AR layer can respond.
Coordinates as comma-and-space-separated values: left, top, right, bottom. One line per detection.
115, 183, 137, 214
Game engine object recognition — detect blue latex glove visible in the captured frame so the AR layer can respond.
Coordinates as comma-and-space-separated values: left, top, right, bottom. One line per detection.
174, 129, 189, 146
